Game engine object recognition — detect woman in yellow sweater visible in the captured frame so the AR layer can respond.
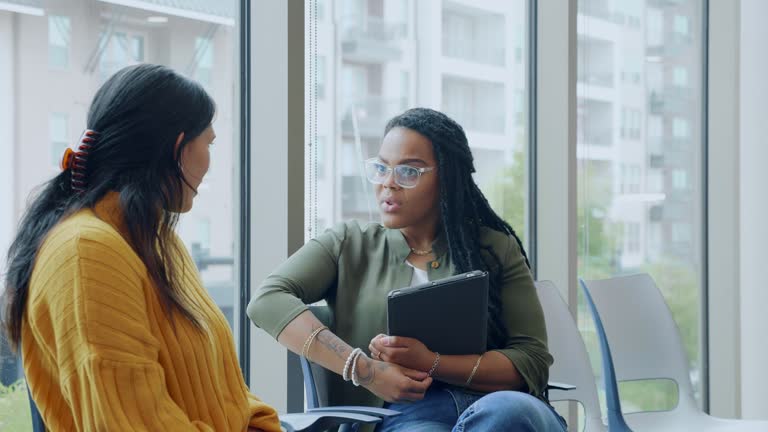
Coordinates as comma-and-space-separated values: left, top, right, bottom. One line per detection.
0, 64, 280, 432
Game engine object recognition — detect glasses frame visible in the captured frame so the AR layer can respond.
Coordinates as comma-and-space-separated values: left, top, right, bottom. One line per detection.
363, 158, 435, 189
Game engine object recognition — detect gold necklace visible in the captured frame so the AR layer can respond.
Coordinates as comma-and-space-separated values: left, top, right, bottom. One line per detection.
410, 247, 433, 256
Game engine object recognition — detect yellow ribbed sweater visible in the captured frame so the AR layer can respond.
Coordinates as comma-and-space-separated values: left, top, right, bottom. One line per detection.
21, 193, 280, 432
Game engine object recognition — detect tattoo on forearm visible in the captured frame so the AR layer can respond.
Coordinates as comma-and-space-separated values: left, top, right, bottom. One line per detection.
356, 356, 376, 385
316, 329, 351, 360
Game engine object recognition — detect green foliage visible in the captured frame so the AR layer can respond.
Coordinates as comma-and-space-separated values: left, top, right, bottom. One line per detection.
484, 150, 527, 245
0, 379, 33, 431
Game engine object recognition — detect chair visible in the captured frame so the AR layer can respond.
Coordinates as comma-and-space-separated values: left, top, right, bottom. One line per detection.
581, 274, 768, 431
292, 304, 401, 432
535, 280, 616, 432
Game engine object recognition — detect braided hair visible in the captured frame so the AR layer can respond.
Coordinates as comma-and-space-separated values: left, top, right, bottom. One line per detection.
384, 108, 530, 350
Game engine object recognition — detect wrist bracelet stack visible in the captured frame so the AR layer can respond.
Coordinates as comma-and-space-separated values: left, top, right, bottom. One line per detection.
300, 326, 328, 362
342, 348, 363, 382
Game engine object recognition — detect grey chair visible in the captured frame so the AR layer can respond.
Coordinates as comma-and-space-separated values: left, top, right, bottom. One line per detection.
581, 274, 768, 431
289, 304, 401, 432
536, 280, 614, 432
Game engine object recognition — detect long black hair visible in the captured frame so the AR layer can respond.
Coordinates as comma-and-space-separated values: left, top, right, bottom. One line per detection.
385, 107, 531, 350
2, 64, 215, 349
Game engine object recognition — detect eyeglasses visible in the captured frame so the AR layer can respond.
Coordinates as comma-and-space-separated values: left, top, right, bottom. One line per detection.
364, 158, 435, 189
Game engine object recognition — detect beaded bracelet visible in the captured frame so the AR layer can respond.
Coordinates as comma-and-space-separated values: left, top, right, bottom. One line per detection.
351, 351, 366, 386
342, 348, 363, 382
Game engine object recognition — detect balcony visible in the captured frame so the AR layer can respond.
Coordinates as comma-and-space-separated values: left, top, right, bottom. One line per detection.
649, 153, 665, 169
340, 16, 406, 63
649, 88, 694, 115
341, 97, 408, 138
442, 36, 505, 67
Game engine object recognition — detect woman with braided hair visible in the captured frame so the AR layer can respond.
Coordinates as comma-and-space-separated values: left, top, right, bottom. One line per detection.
248, 107, 566, 431
1, 64, 280, 431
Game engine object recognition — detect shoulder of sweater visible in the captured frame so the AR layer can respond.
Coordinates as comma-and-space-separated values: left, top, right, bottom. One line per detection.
40, 210, 143, 273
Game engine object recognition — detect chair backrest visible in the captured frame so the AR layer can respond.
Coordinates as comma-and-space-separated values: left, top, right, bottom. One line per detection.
581, 274, 698, 413
299, 304, 335, 409
28, 391, 46, 432
535, 281, 606, 432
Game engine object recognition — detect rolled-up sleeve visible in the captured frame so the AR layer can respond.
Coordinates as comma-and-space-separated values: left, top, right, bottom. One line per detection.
491, 234, 553, 398
247, 223, 348, 339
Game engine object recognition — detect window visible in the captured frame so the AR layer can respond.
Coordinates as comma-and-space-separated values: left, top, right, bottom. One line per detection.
49, 113, 68, 168
674, 15, 689, 36
442, 6, 506, 66
672, 222, 692, 243
1, 3, 242, 422
673, 66, 689, 87
306, 0, 532, 253
673, 117, 690, 138
48, 15, 71, 68
400, 70, 410, 109
578, 0, 705, 415
626, 222, 641, 253
317, 56, 326, 99
442, 76, 506, 134
673, 169, 688, 190
194, 37, 214, 87
646, 9, 663, 46
98, 32, 146, 82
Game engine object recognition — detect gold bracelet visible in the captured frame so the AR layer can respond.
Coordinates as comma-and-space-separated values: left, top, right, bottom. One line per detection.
301, 326, 328, 361
465, 354, 484, 387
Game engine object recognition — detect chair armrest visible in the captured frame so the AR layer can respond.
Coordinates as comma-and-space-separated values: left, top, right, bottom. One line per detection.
307, 405, 401, 418
547, 381, 577, 391
280, 411, 382, 432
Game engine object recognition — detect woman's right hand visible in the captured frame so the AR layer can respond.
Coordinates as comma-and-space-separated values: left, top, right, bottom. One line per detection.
354, 355, 433, 403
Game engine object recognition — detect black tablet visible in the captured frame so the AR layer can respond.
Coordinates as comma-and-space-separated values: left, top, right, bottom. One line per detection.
387, 270, 488, 355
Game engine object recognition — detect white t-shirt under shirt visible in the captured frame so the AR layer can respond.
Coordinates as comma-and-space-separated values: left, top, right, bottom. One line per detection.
406, 260, 429, 286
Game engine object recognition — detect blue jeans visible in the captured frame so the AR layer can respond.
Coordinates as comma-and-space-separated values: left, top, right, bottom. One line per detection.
376, 384, 567, 432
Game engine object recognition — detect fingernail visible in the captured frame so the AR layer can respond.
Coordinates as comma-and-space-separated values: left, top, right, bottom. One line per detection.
383, 337, 392, 346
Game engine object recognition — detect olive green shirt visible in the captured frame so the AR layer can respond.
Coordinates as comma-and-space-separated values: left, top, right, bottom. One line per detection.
247, 221, 552, 410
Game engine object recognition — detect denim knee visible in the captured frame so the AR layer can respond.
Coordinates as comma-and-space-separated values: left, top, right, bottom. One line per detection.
455, 391, 560, 432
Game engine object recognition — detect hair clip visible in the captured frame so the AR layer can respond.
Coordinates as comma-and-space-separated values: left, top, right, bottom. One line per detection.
61, 129, 98, 194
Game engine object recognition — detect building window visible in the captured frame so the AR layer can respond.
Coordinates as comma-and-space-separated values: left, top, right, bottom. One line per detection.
442, 76, 506, 134
442, 7, 505, 66
317, 56, 326, 99
626, 222, 641, 253
49, 113, 69, 168
400, 70, 410, 109
672, 223, 691, 243
673, 66, 688, 87
316, 136, 326, 179
673, 15, 689, 36
98, 32, 145, 82
195, 37, 214, 87
672, 169, 688, 190
673, 117, 689, 138
48, 15, 71, 69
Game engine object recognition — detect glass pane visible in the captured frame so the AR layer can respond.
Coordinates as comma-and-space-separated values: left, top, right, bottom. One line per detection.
0, 1, 240, 425
48, 15, 70, 68
305, 0, 532, 252
577, 0, 705, 412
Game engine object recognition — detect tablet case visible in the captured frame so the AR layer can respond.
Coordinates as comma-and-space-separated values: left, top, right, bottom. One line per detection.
387, 270, 488, 355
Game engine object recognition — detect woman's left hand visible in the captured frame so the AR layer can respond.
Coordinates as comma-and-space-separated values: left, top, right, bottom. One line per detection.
369, 334, 436, 372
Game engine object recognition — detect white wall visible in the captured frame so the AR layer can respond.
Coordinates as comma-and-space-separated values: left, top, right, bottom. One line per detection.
739, 0, 768, 420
